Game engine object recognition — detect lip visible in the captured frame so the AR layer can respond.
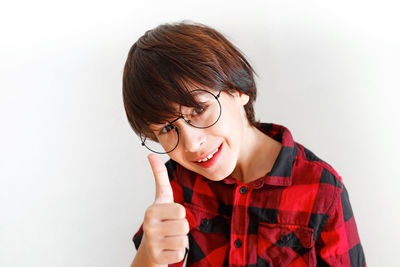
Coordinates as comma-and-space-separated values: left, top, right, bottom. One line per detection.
192, 143, 223, 169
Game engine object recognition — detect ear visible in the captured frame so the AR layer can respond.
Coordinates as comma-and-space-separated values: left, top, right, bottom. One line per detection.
237, 91, 250, 106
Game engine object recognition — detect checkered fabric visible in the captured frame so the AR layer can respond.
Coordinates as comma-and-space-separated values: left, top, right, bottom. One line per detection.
133, 123, 366, 266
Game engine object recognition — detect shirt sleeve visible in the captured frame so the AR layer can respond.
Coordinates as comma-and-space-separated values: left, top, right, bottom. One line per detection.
315, 184, 367, 267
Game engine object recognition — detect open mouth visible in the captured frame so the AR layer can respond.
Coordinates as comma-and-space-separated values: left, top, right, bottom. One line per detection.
193, 143, 223, 168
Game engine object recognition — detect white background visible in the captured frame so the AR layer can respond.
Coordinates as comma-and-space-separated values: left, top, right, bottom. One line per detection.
1, 0, 399, 266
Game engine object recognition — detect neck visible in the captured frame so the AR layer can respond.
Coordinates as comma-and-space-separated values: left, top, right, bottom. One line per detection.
231, 124, 282, 184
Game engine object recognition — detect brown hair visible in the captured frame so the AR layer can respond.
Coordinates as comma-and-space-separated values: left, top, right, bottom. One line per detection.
123, 21, 260, 141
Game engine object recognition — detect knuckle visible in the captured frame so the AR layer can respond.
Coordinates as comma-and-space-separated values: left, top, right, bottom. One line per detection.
167, 249, 185, 263
144, 205, 156, 220
143, 216, 151, 228
147, 247, 160, 263
145, 232, 157, 243
180, 236, 189, 248
143, 227, 153, 239
143, 223, 159, 239
175, 203, 186, 218
182, 219, 190, 234
176, 248, 186, 261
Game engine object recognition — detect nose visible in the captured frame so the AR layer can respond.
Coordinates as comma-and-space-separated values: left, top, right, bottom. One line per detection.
175, 120, 206, 152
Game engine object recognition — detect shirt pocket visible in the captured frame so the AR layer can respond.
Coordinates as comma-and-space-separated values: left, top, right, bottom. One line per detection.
183, 202, 230, 266
257, 222, 316, 266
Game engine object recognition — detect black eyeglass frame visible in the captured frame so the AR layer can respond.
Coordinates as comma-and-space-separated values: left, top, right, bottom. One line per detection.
140, 88, 223, 154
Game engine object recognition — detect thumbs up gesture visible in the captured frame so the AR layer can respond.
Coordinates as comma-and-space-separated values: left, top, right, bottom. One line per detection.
142, 154, 189, 265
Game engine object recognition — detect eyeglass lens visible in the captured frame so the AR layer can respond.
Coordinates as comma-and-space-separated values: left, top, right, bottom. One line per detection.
141, 89, 221, 154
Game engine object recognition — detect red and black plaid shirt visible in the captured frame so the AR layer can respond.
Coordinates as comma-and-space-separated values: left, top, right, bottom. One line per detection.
133, 123, 366, 266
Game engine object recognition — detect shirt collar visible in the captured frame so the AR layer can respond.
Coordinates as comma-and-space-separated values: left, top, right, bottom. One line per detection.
213, 123, 297, 188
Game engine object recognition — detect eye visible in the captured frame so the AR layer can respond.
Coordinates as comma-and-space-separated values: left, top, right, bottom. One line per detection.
159, 124, 175, 135
191, 105, 206, 116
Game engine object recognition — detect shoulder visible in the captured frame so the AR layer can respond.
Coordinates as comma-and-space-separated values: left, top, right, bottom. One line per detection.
283, 142, 346, 237
293, 142, 344, 212
295, 142, 343, 187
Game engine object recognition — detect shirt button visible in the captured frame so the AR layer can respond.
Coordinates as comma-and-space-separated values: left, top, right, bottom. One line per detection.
239, 186, 248, 194
234, 238, 242, 248
201, 218, 209, 227
280, 233, 291, 243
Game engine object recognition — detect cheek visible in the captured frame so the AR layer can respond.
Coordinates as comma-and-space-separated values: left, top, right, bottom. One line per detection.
166, 149, 183, 164
218, 107, 244, 141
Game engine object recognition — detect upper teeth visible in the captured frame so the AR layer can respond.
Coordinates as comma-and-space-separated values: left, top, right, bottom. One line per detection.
197, 147, 219, 162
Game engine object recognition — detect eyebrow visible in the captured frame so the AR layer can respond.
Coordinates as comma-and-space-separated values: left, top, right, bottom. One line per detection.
149, 119, 175, 132
149, 123, 166, 132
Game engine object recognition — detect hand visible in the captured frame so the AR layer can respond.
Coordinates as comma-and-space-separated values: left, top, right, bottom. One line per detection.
142, 154, 189, 265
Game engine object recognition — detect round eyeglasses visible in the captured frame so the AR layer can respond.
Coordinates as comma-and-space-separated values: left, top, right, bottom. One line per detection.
140, 89, 222, 154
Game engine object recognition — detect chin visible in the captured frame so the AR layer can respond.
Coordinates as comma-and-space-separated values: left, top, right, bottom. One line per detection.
202, 163, 236, 181
203, 172, 228, 181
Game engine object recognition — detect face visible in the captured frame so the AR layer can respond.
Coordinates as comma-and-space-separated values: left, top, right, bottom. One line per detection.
150, 88, 250, 181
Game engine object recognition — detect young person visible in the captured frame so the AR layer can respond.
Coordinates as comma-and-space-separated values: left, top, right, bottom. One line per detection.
123, 21, 366, 267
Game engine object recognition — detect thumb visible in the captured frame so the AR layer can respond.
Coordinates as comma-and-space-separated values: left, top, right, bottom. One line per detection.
147, 154, 174, 204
